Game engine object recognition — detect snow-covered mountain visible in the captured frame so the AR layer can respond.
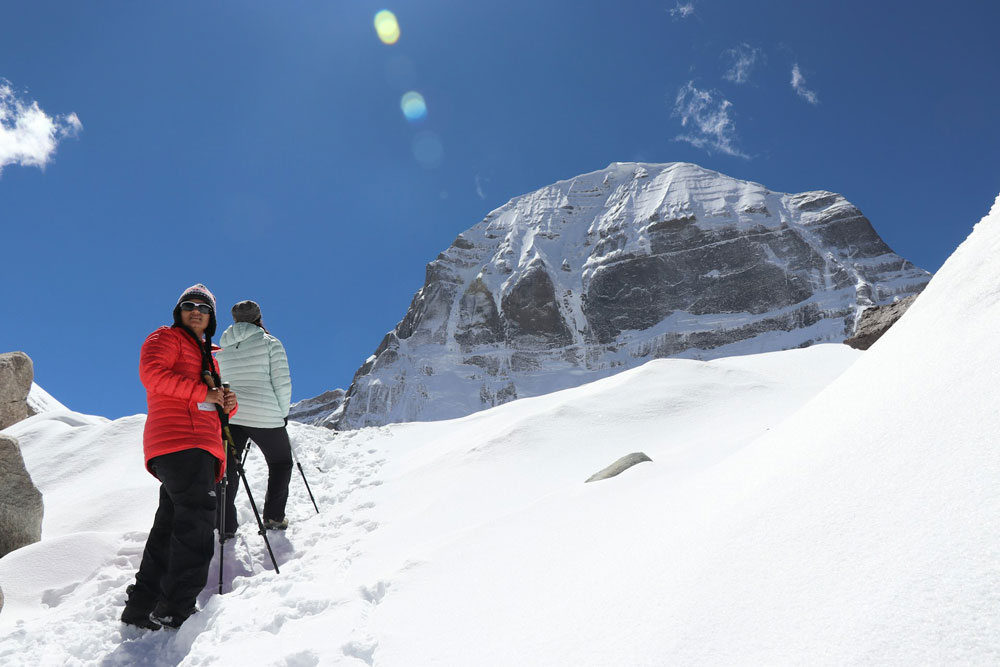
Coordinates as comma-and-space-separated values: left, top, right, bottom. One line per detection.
317, 162, 929, 430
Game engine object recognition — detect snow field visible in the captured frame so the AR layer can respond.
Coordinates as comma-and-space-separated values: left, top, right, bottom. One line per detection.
2, 343, 860, 665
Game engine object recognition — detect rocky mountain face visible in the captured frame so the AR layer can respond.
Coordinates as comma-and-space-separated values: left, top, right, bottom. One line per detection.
307, 162, 930, 430
288, 389, 346, 429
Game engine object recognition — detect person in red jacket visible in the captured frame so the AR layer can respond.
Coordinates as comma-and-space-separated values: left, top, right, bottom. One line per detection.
121, 283, 237, 631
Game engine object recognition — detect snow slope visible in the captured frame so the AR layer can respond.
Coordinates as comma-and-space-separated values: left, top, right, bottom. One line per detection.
0, 343, 857, 665
0, 193, 997, 666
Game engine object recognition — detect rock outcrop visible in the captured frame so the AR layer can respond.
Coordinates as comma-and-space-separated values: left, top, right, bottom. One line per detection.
585, 452, 653, 483
0, 434, 44, 558
288, 388, 346, 427
0, 351, 33, 430
844, 294, 919, 350
302, 162, 930, 429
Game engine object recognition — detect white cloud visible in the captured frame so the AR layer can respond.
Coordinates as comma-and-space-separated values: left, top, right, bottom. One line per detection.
0, 80, 82, 174
475, 175, 487, 200
723, 44, 763, 85
672, 81, 749, 159
791, 64, 819, 105
670, 2, 695, 19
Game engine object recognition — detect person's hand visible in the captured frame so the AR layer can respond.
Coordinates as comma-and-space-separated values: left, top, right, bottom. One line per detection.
204, 386, 225, 405
223, 388, 237, 412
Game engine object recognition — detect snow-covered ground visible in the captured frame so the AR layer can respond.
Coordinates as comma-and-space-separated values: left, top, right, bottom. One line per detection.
1, 193, 999, 665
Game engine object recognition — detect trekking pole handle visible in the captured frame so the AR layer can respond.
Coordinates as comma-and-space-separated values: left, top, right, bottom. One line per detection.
201, 370, 218, 390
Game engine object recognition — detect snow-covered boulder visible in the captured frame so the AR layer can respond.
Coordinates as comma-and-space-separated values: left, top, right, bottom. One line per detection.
0, 434, 43, 558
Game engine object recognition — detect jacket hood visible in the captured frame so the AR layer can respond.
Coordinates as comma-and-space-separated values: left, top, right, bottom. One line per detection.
220, 321, 265, 347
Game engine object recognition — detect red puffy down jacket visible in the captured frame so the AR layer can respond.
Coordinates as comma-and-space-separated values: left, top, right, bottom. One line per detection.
139, 326, 236, 482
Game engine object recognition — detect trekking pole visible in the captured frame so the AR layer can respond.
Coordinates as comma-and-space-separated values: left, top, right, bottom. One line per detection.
203, 372, 281, 575
217, 430, 227, 594
246, 431, 319, 514
290, 442, 320, 514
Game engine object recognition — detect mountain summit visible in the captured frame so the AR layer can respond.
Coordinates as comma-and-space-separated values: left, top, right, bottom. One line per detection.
309, 162, 929, 429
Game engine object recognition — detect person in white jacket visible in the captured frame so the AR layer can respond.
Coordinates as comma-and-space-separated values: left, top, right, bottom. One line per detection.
216, 300, 293, 534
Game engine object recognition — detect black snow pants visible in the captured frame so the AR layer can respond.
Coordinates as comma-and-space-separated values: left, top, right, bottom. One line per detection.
219, 424, 293, 532
129, 448, 218, 617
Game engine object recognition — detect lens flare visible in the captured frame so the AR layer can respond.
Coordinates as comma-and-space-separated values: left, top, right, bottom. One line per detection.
374, 10, 400, 45
401, 91, 427, 122
412, 131, 443, 169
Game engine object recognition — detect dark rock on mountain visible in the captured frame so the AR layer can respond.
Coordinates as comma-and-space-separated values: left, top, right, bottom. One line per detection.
844, 294, 919, 350
288, 388, 346, 428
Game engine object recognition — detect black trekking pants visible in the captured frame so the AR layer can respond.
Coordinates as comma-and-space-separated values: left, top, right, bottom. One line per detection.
219, 424, 293, 531
131, 448, 218, 615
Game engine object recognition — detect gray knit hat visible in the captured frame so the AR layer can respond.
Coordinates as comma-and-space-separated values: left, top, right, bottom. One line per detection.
232, 300, 262, 323
173, 283, 217, 337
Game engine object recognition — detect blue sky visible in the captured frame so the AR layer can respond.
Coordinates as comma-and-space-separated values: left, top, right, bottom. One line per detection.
2, 0, 998, 420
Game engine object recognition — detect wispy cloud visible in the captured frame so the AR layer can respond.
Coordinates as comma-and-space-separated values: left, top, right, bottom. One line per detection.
791, 64, 819, 105
0, 80, 81, 174
669, 2, 695, 19
723, 44, 763, 85
672, 81, 749, 159
475, 174, 487, 200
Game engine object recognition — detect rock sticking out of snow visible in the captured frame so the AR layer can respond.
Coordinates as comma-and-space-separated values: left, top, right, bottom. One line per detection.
0, 434, 43, 558
844, 293, 918, 349
0, 352, 33, 430
585, 452, 652, 482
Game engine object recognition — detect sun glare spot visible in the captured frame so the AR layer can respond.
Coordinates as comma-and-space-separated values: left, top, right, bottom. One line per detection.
401, 91, 427, 122
374, 10, 400, 45
412, 131, 443, 168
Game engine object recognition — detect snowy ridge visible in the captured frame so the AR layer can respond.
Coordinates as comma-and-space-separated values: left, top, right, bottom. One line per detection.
25, 383, 67, 415
329, 162, 929, 429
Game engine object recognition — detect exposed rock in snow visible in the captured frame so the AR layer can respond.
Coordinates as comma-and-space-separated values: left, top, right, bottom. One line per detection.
844, 293, 918, 350
0, 352, 33, 430
585, 452, 653, 482
0, 434, 43, 558
310, 162, 930, 429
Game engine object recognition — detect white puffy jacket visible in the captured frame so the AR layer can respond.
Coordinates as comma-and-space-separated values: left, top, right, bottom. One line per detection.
216, 322, 292, 428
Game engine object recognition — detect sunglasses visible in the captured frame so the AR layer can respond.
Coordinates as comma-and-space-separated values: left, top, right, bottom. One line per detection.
180, 301, 213, 314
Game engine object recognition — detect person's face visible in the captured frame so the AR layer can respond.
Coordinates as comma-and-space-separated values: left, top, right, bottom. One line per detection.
180, 298, 212, 337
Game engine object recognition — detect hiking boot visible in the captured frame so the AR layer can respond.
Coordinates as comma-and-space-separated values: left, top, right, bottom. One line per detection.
149, 602, 196, 630
263, 517, 288, 531
121, 584, 159, 630
121, 605, 161, 630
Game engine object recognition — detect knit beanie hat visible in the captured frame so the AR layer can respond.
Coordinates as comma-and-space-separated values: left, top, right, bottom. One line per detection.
173, 283, 218, 337
232, 300, 262, 324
